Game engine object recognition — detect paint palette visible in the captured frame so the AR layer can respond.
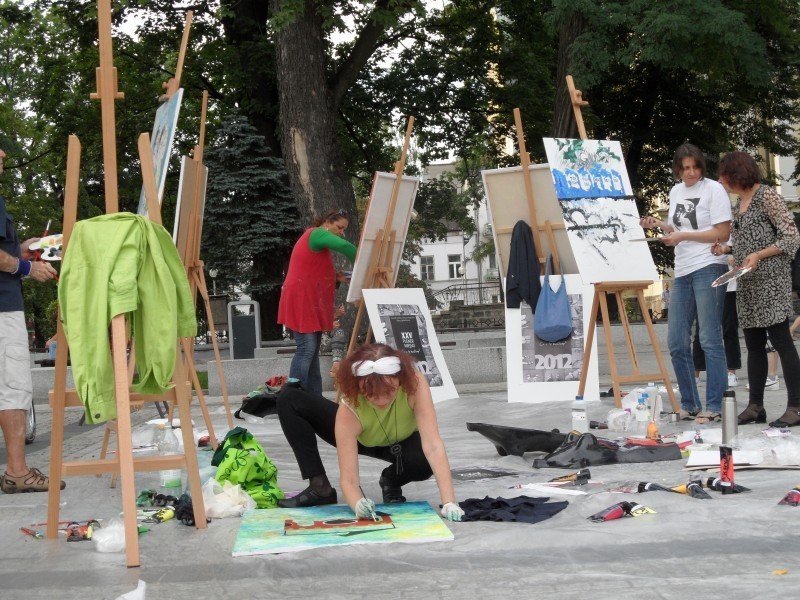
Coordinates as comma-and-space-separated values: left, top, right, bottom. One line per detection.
711, 265, 751, 288
28, 234, 63, 261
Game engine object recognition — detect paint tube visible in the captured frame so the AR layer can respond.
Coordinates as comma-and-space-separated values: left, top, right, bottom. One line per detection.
636, 482, 671, 493
704, 477, 750, 494
719, 446, 735, 495
588, 502, 630, 522
778, 487, 800, 506
549, 468, 591, 485
670, 482, 712, 499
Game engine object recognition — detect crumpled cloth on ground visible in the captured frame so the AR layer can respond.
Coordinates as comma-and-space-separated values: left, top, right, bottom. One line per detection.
459, 495, 569, 524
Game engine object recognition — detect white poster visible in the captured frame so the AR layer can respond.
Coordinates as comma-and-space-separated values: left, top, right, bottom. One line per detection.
363, 288, 458, 403
542, 138, 658, 284
505, 274, 599, 403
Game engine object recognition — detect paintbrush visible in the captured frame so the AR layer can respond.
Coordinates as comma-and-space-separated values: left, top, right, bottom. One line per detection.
359, 485, 379, 522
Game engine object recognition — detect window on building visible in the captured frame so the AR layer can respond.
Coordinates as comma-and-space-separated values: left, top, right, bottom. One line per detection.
420, 256, 435, 281
448, 254, 462, 279
488, 253, 496, 269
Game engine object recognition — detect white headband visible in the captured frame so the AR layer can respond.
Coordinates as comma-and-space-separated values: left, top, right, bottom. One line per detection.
352, 356, 402, 377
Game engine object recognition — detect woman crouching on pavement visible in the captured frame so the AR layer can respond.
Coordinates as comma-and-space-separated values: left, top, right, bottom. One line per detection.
276, 343, 464, 521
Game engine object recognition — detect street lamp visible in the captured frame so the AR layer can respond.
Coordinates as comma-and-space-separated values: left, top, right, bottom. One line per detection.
208, 268, 218, 295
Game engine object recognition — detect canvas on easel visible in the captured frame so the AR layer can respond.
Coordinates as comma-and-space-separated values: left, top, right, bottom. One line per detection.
542, 137, 658, 284
363, 287, 458, 403
137, 88, 183, 216
46, 5, 207, 569
480, 108, 598, 403
347, 172, 419, 303
173, 155, 208, 253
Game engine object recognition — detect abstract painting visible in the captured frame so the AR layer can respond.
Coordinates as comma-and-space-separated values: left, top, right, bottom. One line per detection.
363, 288, 458, 403
542, 138, 657, 284
232, 501, 453, 556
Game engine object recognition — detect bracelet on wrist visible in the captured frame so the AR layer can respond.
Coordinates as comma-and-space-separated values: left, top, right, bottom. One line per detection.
10, 258, 20, 275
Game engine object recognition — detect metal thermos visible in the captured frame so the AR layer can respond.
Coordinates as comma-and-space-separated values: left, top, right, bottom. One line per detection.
722, 390, 738, 445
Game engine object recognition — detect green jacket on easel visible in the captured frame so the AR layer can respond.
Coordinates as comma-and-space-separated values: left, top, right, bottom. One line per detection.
59, 213, 197, 424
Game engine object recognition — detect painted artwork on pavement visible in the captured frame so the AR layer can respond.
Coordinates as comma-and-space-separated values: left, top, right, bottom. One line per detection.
232, 501, 453, 556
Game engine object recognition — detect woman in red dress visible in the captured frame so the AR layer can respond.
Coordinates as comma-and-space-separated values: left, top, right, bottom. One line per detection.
278, 209, 357, 394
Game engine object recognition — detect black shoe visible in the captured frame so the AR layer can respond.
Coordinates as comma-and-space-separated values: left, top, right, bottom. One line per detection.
278, 485, 337, 508
738, 404, 767, 425
769, 408, 800, 428
379, 475, 406, 504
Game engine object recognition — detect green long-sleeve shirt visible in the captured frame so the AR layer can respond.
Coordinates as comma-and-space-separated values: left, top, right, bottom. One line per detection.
308, 227, 357, 262
59, 213, 197, 424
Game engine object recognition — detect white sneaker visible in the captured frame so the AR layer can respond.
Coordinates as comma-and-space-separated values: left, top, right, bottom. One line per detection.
746, 377, 780, 391
727, 372, 738, 388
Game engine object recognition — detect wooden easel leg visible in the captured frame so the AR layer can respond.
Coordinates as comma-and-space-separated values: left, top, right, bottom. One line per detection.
46, 321, 67, 540
195, 269, 233, 429
577, 290, 600, 397
617, 290, 640, 373
598, 292, 623, 408
638, 290, 680, 412
173, 341, 207, 530
110, 315, 140, 568
181, 338, 218, 449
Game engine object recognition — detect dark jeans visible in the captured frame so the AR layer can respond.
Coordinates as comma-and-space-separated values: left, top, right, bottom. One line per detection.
289, 331, 322, 395
692, 291, 741, 371
276, 386, 433, 487
743, 320, 800, 407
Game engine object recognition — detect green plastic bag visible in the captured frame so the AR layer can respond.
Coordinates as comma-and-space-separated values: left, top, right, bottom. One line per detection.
211, 427, 284, 508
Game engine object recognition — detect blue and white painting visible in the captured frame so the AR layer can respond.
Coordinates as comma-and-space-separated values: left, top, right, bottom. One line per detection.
543, 138, 657, 284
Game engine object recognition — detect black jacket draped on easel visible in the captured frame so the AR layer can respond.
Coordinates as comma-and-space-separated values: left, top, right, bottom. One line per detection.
506, 219, 541, 309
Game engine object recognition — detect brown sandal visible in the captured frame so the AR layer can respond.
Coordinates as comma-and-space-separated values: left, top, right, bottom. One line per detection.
0, 467, 65, 494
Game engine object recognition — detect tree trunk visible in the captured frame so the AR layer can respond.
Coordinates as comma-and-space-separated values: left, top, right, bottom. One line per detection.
269, 0, 359, 239
551, 10, 587, 138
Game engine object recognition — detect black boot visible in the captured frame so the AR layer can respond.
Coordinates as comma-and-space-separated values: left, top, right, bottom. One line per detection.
278, 474, 337, 508
379, 474, 406, 504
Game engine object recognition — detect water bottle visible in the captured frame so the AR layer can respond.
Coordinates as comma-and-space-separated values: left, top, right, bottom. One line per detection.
645, 382, 659, 419
722, 390, 738, 446
157, 423, 182, 489
635, 396, 649, 436
571, 395, 589, 434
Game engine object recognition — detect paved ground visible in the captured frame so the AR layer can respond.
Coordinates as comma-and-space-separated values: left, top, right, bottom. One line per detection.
2, 342, 800, 599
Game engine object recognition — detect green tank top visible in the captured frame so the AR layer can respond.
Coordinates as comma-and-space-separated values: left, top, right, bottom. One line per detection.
344, 388, 418, 447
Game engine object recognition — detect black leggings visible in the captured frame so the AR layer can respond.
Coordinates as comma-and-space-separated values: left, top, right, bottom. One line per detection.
743, 319, 800, 407
276, 386, 433, 487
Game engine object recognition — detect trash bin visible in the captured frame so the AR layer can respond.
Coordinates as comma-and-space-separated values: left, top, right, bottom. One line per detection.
208, 295, 228, 332
228, 301, 261, 359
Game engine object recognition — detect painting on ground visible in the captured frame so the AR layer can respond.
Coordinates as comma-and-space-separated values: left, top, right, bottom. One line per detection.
232, 501, 453, 556
363, 288, 458, 403
137, 89, 184, 216
505, 274, 599, 403
542, 138, 657, 284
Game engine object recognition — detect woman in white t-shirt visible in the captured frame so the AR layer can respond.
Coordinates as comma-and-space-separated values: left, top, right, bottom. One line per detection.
640, 144, 732, 422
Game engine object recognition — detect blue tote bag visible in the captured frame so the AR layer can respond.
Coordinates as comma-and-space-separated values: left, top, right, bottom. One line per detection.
533, 255, 573, 343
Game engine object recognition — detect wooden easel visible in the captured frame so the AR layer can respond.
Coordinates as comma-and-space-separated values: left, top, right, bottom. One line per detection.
511, 107, 566, 274
175, 90, 234, 432
46, 0, 207, 568
337, 117, 415, 399
565, 75, 679, 411
98, 15, 230, 490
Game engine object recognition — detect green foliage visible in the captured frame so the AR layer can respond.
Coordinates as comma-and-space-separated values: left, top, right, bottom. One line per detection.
395, 262, 440, 310
202, 110, 299, 299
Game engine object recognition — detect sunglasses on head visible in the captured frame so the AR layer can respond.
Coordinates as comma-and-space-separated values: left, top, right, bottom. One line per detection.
333, 209, 349, 219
